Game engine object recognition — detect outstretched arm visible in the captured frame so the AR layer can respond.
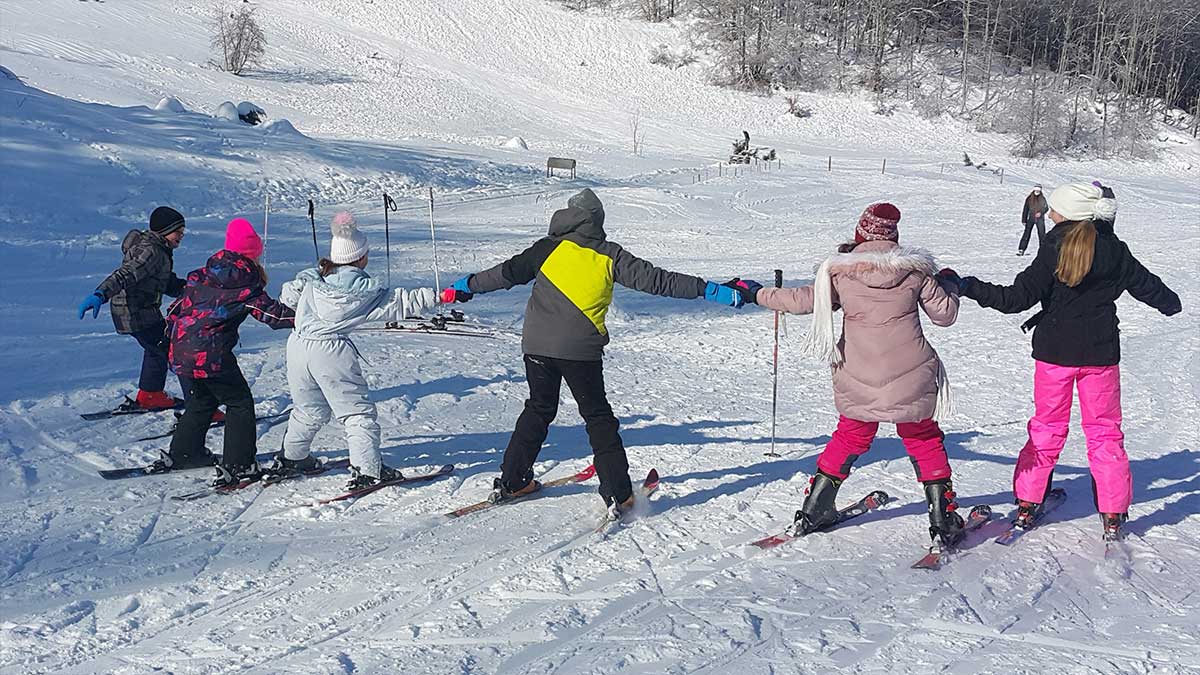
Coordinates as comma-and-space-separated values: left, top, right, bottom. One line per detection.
96, 243, 159, 300
612, 248, 707, 298
756, 285, 822, 315
919, 275, 960, 326
246, 292, 295, 329
468, 239, 559, 294
365, 287, 439, 323
962, 247, 1056, 314
1121, 245, 1181, 316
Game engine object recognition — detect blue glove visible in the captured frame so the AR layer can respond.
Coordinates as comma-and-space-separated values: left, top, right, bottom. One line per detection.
451, 276, 473, 293
441, 275, 474, 303
722, 278, 763, 305
704, 281, 744, 308
78, 291, 104, 320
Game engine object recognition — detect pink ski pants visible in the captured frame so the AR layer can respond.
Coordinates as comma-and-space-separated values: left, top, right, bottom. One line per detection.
817, 416, 952, 483
1014, 361, 1131, 513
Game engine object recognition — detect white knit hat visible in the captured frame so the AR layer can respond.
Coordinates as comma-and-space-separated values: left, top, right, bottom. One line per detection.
329, 211, 368, 264
1046, 182, 1103, 221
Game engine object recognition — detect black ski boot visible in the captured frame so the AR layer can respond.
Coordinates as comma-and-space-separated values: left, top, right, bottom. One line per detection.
150, 448, 217, 473
793, 471, 843, 535
267, 449, 319, 476
488, 473, 542, 504
346, 463, 404, 490
924, 479, 966, 548
1100, 512, 1127, 542
211, 461, 261, 488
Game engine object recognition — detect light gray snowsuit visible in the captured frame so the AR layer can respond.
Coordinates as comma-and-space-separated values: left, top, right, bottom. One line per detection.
279, 266, 437, 477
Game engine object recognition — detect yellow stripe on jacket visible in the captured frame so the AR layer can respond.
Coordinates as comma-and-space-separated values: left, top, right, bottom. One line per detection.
539, 240, 614, 335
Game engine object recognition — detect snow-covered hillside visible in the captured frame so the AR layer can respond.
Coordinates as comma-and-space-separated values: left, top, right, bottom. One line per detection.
1, 1, 1198, 673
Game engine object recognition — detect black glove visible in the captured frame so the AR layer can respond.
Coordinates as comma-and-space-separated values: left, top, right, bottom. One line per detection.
722, 278, 763, 305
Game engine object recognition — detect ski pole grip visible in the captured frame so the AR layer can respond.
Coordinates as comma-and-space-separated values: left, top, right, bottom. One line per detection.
774, 269, 783, 288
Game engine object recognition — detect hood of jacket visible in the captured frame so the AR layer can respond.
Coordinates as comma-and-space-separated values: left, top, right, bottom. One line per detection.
294, 266, 388, 332
187, 249, 264, 303
825, 240, 937, 290
122, 228, 171, 257
548, 189, 607, 241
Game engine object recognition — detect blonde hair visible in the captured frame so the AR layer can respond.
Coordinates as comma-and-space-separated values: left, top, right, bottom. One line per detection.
1055, 220, 1097, 287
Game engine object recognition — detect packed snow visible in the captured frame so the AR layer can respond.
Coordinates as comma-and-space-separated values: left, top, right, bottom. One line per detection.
0, 1, 1197, 674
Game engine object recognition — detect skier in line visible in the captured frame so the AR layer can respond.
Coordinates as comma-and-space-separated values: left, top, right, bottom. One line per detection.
441, 188, 750, 518
737, 203, 966, 547
165, 218, 295, 481
274, 212, 440, 489
1018, 184, 1048, 256
941, 183, 1180, 541
77, 206, 203, 414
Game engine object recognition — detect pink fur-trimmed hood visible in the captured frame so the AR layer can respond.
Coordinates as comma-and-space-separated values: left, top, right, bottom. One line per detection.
822, 241, 939, 289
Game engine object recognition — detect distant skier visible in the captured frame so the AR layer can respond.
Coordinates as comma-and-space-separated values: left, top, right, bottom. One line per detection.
739, 203, 966, 547
942, 183, 1181, 541
1018, 184, 1048, 256
441, 188, 751, 519
275, 212, 440, 489
77, 206, 193, 413
164, 218, 295, 480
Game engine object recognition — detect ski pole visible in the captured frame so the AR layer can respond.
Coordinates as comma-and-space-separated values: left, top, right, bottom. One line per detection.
765, 268, 783, 458
307, 199, 319, 265
383, 192, 397, 288
262, 194, 270, 266
427, 187, 442, 314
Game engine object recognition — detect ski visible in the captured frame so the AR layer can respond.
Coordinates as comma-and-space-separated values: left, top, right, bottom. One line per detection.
170, 457, 353, 501
750, 490, 892, 550
97, 451, 273, 481
316, 463, 455, 504
133, 409, 292, 442
910, 504, 994, 570
81, 395, 185, 421
376, 321, 498, 339
993, 487, 1068, 546
446, 464, 597, 518
595, 468, 660, 533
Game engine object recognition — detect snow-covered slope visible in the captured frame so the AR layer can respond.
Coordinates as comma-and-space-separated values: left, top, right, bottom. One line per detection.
1, 1, 1199, 674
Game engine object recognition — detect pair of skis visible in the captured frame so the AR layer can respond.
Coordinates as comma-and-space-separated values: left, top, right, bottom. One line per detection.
170, 459, 455, 503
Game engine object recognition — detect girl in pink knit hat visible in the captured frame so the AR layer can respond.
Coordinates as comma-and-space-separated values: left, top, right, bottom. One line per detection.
742, 203, 967, 548
166, 217, 295, 486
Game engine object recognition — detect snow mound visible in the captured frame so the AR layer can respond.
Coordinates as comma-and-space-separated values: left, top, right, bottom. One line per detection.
503, 136, 529, 150
263, 118, 304, 137
153, 96, 186, 113
214, 101, 240, 122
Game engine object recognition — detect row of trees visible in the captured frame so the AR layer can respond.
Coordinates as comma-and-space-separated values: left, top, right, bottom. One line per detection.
597, 0, 1200, 156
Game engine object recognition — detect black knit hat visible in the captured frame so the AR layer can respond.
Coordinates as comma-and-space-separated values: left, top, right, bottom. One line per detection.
149, 206, 185, 235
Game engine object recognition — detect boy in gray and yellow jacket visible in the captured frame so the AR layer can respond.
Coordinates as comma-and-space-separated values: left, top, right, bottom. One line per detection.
442, 189, 751, 517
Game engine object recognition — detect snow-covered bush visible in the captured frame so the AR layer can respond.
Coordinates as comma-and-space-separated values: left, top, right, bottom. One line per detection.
210, 3, 267, 76
648, 45, 697, 70
214, 101, 240, 122
154, 96, 187, 113
236, 101, 266, 125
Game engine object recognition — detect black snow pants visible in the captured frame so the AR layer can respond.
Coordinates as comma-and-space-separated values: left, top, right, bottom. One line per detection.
500, 354, 633, 505
169, 363, 257, 468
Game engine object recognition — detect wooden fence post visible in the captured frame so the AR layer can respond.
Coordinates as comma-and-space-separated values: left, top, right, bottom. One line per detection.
881, 158, 887, 174
827, 156, 831, 172
999, 168, 1005, 184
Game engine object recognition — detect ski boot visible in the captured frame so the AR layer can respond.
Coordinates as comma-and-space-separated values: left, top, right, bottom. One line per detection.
211, 461, 261, 488
135, 390, 182, 411
924, 479, 966, 548
266, 449, 319, 477
487, 473, 542, 504
346, 463, 404, 490
1012, 500, 1041, 529
149, 448, 217, 473
792, 471, 843, 535
1100, 512, 1127, 542
602, 492, 637, 523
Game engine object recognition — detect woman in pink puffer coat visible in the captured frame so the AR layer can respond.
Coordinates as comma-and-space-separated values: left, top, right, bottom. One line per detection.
749, 203, 966, 547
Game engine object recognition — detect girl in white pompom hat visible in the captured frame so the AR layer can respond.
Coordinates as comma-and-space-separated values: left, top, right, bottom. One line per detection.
940, 182, 1181, 543
276, 211, 442, 488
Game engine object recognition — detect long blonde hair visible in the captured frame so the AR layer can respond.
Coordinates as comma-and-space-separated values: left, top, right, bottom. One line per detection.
1055, 219, 1097, 287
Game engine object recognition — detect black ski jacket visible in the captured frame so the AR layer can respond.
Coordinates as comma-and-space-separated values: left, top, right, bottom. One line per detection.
963, 220, 1180, 366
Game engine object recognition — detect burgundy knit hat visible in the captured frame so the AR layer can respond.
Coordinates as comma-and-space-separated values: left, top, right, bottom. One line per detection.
855, 202, 901, 243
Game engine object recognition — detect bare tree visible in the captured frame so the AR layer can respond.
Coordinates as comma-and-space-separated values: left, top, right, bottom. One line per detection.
210, 3, 267, 76
629, 108, 647, 156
